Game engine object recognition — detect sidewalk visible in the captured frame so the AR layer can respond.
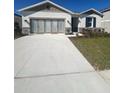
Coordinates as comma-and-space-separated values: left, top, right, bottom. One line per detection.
98, 70, 110, 85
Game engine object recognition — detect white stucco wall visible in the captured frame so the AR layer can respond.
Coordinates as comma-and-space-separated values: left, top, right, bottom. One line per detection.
102, 11, 110, 21
78, 13, 102, 28
101, 21, 110, 33
101, 11, 110, 33
22, 11, 72, 28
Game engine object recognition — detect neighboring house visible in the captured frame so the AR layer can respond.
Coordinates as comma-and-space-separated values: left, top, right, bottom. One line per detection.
18, 0, 109, 34
101, 8, 110, 33
14, 13, 22, 39
14, 13, 22, 31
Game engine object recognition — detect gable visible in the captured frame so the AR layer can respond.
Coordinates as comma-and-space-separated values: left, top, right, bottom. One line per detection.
80, 9, 103, 17
18, 0, 73, 15
23, 3, 67, 13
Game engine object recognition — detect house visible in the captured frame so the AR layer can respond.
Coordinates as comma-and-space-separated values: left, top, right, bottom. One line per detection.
18, 0, 109, 34
14, 13, 22, 38
101, 8, 110, 33
14, 13, 22, 31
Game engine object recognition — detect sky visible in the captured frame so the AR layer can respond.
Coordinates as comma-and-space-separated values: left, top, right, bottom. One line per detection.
14, 0, 110, 13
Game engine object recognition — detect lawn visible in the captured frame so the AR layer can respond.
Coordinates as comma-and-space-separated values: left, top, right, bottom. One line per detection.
69, 37, 110, 70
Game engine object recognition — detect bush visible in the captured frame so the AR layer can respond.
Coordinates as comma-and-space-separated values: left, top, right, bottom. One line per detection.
80, 28, 110, 38
103, 32, 110, 37
14, 22, 23, 39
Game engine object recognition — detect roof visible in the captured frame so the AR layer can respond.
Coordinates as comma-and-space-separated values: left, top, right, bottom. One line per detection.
14, 13, 22, 17
80, 8, 103, 16
18, 0, 74, 14
100, 8, 110, 13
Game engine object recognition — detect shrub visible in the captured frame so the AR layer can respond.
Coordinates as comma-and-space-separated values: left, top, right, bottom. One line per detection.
80, 28, 110, 38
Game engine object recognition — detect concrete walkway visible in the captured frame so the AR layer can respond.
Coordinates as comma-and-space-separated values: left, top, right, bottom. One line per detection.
15, 34, 109, 93
98, 70, 110, 85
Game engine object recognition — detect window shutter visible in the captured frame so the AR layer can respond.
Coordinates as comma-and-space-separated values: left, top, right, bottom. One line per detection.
93, 17, 96, 27
86, 17, 88, 27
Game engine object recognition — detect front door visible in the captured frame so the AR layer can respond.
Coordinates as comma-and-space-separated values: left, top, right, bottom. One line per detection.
72, 17, 78, 32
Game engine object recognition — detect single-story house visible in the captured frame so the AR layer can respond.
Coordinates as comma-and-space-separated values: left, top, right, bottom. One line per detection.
14, 13, 22, 39
18, 0, 109, 34
14, 13, 22, 31
101, 8, 110, 33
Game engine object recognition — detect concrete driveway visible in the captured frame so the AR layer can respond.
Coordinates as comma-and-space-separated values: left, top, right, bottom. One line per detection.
15, 34, 109, 93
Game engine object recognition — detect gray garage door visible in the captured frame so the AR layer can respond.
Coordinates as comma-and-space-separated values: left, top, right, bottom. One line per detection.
31, 19, 65, 33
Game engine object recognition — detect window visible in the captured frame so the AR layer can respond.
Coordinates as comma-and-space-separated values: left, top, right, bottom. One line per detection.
86, 17, 96, 28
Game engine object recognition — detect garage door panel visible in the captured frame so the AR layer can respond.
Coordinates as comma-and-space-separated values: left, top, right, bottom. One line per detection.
45, 20, 51, 33
31, 20, 38, 33
58, 20, 64, 32
52, 20, 58, 33
38, 20, 45, 33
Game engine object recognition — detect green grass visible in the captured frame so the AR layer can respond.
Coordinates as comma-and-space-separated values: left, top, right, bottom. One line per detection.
69, 37, 110, 70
